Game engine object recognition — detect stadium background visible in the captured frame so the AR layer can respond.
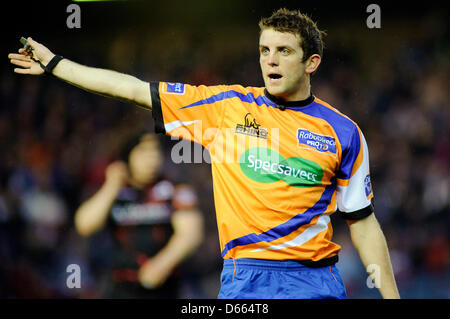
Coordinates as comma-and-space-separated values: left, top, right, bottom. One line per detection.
0, 0, 448, 298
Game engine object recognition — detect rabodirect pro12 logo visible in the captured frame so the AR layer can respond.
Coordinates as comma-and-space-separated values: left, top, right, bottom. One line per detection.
297, 129, 336, 155
240, 147, 324, 188
165, 82, 185, 95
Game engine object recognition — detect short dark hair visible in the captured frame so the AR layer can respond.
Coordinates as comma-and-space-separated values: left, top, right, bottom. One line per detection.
259, 8, 326, 62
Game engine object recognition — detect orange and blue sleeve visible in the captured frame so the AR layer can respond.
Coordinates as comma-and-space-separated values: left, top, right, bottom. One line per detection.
336, 126, 374, 220
150, 82, 227, 148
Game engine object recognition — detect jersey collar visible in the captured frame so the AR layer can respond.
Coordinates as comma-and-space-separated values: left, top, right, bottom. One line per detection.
264, 88, 315, 110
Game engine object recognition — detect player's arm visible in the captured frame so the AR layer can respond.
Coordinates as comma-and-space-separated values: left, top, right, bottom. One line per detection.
138, 207, 204, 289
74, 161, 128, 237
8, 37, 151, 109
347, 213, 400, 299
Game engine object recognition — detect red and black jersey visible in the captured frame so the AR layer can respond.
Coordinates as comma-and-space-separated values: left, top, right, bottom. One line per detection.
107, 177, 198, 283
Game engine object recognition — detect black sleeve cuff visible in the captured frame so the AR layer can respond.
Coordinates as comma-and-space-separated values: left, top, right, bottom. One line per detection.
338, 202, 374, 220
150, 82, 166, 134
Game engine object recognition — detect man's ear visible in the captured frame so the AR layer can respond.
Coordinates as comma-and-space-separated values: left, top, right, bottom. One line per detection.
305, 54, 321, 75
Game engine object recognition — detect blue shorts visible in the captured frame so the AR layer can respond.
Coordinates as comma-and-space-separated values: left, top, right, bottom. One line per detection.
218, 258, 347, 299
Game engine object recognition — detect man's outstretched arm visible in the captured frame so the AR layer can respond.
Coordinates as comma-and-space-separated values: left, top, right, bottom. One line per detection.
347, 213, 400, 299
8, 37, 152, 109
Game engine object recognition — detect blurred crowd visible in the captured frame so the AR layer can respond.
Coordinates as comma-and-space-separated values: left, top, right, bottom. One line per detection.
0, 10, 449, 298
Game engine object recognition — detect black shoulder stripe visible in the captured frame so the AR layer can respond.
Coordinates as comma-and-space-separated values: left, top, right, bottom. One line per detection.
150, 82, 165, 134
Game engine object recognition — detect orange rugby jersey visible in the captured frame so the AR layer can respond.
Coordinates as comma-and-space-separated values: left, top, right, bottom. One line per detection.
150, 82, 374, 265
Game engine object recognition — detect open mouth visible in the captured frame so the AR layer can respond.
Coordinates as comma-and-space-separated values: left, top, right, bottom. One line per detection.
268, 73, 282, 80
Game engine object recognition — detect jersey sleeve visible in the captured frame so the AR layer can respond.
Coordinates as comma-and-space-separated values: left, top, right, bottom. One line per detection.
336, 126, 374, 220
150, 81, 227, 148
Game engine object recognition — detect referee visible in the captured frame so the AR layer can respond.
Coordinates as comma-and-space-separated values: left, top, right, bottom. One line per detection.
9, 8, 399, 299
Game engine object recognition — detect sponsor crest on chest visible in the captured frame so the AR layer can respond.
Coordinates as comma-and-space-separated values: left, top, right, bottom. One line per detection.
297, 128, 337, 157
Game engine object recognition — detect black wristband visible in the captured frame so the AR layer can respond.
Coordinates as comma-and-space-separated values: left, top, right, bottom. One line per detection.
44, 55, 64, 74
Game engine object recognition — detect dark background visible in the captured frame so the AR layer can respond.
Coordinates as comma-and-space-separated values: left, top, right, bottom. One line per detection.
0, 0, 449, 298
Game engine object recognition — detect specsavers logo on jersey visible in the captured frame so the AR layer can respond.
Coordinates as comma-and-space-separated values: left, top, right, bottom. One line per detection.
240, 147, 324, 188
297, 129, 336, 155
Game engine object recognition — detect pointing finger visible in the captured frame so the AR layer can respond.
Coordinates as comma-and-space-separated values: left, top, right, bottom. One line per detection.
10, 59, 31, 69
9, 53, 31, 61
14, 68, 30, 74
